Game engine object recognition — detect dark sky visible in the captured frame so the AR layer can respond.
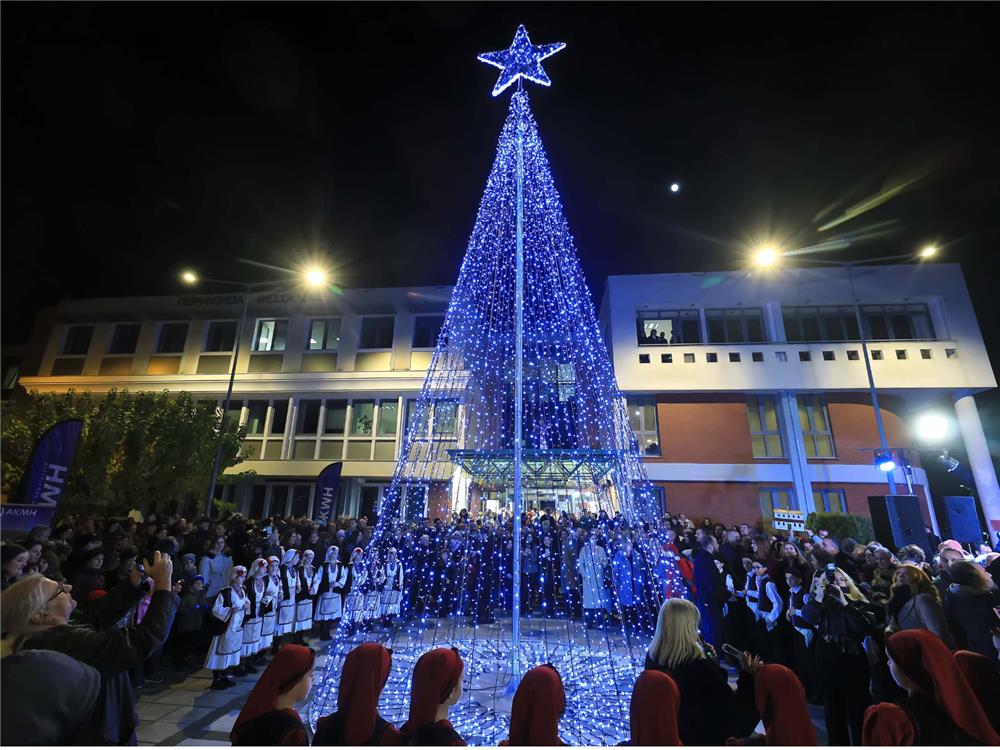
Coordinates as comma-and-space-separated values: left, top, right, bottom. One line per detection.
4, 2, 999, 351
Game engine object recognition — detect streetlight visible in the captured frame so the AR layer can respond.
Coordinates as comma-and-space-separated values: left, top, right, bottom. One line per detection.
752, 244, 940, 493
181, 264, 332, 516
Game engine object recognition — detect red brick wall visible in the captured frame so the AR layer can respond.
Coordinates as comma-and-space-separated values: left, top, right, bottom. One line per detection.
653, 481, 787, 528
822, 395, 921, 468
426, 482, 452, 521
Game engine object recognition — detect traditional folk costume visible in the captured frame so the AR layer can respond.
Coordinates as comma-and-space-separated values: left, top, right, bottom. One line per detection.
295, 550, 319, 634
315, 546, 348, 640
400, 647, 466, 746
343, 548, 370, 628
260, 556, 281, 652
206, 566, 249, 687
629, 670, 682, 746
242, 558, 272, 661
276, 550, 300, 638
230, 644, 314, 746
502, 665, 565, 746
378, 549, 405, 621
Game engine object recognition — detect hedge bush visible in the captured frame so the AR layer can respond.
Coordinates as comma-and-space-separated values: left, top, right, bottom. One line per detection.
805, 511, 876, 544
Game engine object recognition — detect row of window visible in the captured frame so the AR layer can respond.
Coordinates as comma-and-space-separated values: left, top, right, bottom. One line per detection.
626, 394, 836, 459
638, 346, 953, 364
59, 315, 445, 358
636, 303, 936, 346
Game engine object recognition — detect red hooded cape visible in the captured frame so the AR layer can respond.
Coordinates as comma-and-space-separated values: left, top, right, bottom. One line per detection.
400, 647, 464, 736
231, 644, 314, 741
954, 649, 1000, 735
503, 665, 565, 746
754, 664, 817, 746
629, 670, 682, 746
337, 642, 394, 745
865, 630, 999, 746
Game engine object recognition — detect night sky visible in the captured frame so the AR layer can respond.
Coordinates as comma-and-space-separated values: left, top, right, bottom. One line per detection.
4, 4, 999, 444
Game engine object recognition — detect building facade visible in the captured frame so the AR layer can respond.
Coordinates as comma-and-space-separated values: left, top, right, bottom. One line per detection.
14, 262, 1000, 533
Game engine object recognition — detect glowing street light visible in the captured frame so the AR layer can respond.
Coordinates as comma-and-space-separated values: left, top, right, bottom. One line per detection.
753, 246, 780, 268
181, 270, 198, 284
915, 413, 950, 443
303, 266, 329, 288
669, 182, 681, 193
920, 245, 938, 259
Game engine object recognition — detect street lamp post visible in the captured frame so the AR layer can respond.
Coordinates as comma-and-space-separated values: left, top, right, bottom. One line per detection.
182, 267, 329, 517
754, 247, 938, 494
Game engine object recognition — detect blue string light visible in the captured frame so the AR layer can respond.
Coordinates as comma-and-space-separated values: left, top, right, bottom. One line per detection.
308, 27, 669, 745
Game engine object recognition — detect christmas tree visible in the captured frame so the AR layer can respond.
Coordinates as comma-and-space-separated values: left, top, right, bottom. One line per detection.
308, 26, 674, 745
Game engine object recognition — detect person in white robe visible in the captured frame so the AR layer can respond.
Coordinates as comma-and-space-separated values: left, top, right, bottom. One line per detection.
295, 549, 320, 635
260, 555, 281, 655
241, 558, 270, 667
576, 532, 610, 629
342, 547, 369, 634
377, 547, 405, 625
315, 545, 348, 640
205, 565, 249, 689
276, 549, 300, 643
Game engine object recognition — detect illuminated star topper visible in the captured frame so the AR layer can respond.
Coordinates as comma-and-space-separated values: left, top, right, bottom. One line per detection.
477, 25, 566, 97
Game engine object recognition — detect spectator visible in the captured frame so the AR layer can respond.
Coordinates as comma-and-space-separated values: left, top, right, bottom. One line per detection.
502, 665, 565, 746
626, 670, 681, 746
945, 560, 1000, 659
230, 644, 314, 745
69, 546, 106, 606
312, 642, 401, 745
198, 536, 233, 599
729, 663, 817, 745
693, 535, 727, 647
0, 648, 102, 744
400, 647, 466, 745
170, 575, 207, 668
931, 546, 966, 601
1, 544, 29, 589
863, 629, 999, 745
886, 563, 953, 647
805, 565, 878, 745
0, 551, 177, 744
644, 598, 758, 744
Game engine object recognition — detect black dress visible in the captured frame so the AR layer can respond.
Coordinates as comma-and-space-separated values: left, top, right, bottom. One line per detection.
313, 710, 401, 745
404, 720, 467, 746
644, 652, 758, 745
231, 708, 308, 746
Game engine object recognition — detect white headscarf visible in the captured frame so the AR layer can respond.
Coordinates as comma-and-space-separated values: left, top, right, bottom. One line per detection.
281, 549, 298, 567
325, 546, 339, 564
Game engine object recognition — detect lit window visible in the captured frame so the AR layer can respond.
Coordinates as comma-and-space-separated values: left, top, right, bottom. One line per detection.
748, 396, 784, 458
813, 489, 847, 513
307, 318, 340, 351
626, 396, 660, 456
759, 488, 794, 528
351, 401, 375, 436
377, 400, 399, 436
636, 310, 702, 346
433, 401, 458, 435
253, 320, 287, 352
798, 395, 836, 458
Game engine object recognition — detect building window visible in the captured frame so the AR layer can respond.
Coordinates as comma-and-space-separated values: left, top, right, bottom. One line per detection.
683, 353, 695, 363
706, 352, 718, 363
351, 401, 375, 436
406, 399, 431, 436
729, 352, 741, 363
636, 310, 702, 346
253, 319, 287, 352
847, 350, 860, 361
324, 400, 348, 435
63, 325, 94, 355
297, 399, 321, 435
157, 322, 189, 353
432, 401, 458, 435
270, 400, 289, 435
782, 306, 860, 342
626, 396, 660, 456
813, 489, 848, 513
862, 304, 935, 341
639, 353, 650, 364
108, 323, 141, 354
307, 318, 340, 351
706, 308, 766, 343
205, 321, 237, 352
759, 488, 794, 527
661, 353, 673, 363
245, 401, 268, 435
649, 486, 666, 514
752, 352, 764, 362
798, 395, 836, 458
413, 315, 445, 348
360, 317, 394, 349
747, 396, 784, 458
377, 400, 399, 436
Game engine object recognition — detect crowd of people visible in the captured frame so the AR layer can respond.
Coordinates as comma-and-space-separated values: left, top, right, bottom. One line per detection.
2, 506, 1000, 745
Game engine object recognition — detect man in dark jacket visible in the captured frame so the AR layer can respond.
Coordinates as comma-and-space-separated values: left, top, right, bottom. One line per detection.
692, 535, 727, 648
21, 551, 178, 745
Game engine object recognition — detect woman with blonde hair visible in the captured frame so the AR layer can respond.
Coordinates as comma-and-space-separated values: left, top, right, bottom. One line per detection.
644, 598, 758, 745
886, 563, 953, 647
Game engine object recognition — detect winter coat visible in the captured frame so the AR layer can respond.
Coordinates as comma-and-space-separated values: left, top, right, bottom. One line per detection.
576, 543, 610, 610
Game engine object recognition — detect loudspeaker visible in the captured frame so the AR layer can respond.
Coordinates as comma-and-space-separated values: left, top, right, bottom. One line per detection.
868, 495, 930, 554
933, 495, 982, 543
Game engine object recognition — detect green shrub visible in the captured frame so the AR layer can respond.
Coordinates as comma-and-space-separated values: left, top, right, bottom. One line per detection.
806, 511, 875, 544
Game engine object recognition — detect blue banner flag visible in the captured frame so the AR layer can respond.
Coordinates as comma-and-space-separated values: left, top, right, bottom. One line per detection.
1, 504, 59, 533
19, 419, 84, 508
313, 462, 343, 524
